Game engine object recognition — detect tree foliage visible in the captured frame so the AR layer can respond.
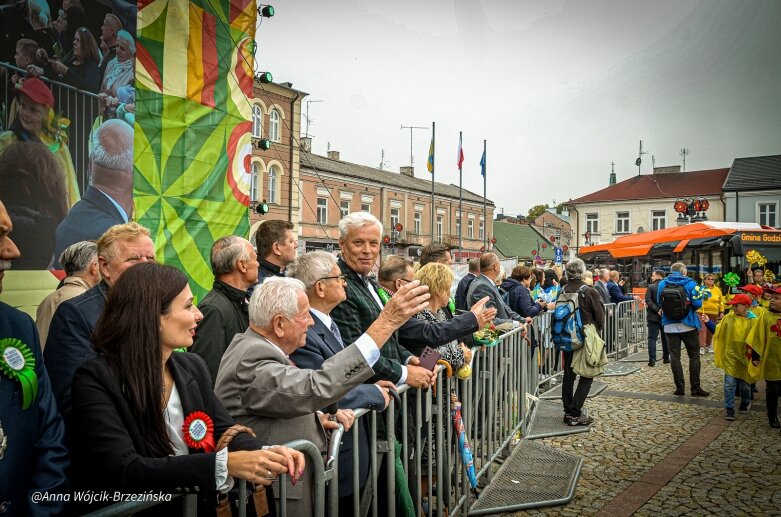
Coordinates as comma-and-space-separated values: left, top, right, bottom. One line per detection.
527, 204, 549, 220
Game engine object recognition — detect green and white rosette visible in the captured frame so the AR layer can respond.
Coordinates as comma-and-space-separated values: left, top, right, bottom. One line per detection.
1, 338, 38, 410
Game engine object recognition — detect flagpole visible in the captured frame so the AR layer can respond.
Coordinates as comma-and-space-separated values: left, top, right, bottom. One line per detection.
482, 139, 487, 250
430, 121, 436, 241
458, 131, 463, 262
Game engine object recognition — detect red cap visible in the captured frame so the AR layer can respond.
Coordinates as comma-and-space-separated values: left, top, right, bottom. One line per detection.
726, 294, 752, 306
16, 78, 55, 108
764, 285, 781, 295
738, 284, 763, 297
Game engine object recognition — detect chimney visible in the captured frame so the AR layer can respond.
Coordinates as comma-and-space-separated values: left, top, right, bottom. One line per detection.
653, 165, 682, 174
400, 166, 414, 177
300, 136, 311, 152
327, 150, 340, 161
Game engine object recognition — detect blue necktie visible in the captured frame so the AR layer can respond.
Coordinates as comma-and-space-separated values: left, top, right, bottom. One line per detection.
330, 320, 345, 349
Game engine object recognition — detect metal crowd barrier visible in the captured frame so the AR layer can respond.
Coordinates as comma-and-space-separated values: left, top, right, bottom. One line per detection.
1, 62, 102, 192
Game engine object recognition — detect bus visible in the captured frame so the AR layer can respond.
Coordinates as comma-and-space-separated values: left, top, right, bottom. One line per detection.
577, 222, 781, 291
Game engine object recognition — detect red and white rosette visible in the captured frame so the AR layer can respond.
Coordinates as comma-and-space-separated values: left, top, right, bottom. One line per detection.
182, 411, 215, 452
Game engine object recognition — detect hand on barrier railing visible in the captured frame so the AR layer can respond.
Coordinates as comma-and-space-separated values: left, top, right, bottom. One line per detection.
375, 380, 397, 409
386, 386, 402, 407
321, 409, 356, 432
227, 447, 302, 486
406, 358, 437, 388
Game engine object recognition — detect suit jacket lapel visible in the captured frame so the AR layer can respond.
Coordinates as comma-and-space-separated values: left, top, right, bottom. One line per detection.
312, 315, 343, 356
168, 355, 202, 417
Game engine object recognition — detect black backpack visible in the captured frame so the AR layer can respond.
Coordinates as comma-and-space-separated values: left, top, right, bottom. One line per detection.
660, 283, 688, 320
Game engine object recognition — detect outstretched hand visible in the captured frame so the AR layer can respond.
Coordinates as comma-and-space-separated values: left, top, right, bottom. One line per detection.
470, 296, 497, 327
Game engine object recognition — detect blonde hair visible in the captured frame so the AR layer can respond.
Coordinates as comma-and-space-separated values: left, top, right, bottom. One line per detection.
97, 222, 151, 262
414, 262, 453, 299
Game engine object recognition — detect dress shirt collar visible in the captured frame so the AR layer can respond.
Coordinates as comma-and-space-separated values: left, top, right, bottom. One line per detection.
310, 307, 332, 329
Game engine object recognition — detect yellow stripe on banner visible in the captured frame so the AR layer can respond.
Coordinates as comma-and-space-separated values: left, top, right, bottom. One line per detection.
187, 3, 205, 104
137, 0, 168, 30
162, 0, 188, 99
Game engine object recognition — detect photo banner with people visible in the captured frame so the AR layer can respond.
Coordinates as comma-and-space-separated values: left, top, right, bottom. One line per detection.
135, 0, 256, 301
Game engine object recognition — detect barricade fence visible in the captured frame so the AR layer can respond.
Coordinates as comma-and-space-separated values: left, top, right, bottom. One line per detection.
70, 304, 648, 517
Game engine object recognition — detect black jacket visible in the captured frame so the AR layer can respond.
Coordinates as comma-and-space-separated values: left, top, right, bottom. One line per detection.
645, 280, 663, 322
501, 278, 543, 318
455, 273, 476, 311
190, 280, 249, 385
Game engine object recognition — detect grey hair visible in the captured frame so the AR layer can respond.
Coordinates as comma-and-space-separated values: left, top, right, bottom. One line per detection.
116, 30, 136, 54
249, 277, 306, 327
59, 241, 97, 277
670, 262, 687, 275
210, 236, 251, 275
599, 268, 609, 280
92, 121, 133, 173
338, 211, 383, 239
565, 258, 586, 279
286, 251, 337, 290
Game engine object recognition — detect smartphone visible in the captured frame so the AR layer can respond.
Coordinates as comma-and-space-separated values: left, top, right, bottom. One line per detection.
418, 346, 442, 371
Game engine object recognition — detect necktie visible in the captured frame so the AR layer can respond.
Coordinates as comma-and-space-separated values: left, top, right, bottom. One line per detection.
330, 320, 345, 349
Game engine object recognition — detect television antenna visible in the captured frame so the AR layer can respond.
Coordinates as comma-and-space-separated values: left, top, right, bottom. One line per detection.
400, 124, 428, 166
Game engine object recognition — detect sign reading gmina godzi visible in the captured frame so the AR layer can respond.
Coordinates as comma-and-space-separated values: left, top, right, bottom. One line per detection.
741, 232, 781, 245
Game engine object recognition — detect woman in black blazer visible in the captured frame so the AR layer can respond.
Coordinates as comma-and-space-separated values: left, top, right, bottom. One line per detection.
69, 262, 304, 513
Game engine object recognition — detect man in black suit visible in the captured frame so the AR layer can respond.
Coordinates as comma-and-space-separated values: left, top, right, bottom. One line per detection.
645, 270, 670, 366
54, 119, 134, 267
45, 222, 156, 420
455, 258, 480, 311
288, 251, 393, 514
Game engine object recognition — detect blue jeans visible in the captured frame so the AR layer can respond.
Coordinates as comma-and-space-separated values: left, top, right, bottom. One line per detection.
724, 374, 751, 410
647, 320, 669, 361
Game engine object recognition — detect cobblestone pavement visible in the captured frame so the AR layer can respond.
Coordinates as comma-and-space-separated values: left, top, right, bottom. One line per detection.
509, 350, 781, 516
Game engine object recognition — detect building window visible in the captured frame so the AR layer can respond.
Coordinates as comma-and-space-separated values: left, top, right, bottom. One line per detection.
758, 203, 777, 227
250, 162, 260, 202
479, 220, 484, 241
317, 197, 328, 224
361, 202, 371, 213
390, 208, 400, 232
456, 212, 461, 238
468, 219, 474, 239
414, 211, 421, 234
586, 213, 599, 235
437, 215, 443, 241
269, 109, 281, 142
340, 200, 350, 218
651, 210, 666, 231
615, 211, 630, 234
251, 105, 263, 138
267, 165, 279, 204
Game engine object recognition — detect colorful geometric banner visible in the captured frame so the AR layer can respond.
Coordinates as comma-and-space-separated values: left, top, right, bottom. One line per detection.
136, 0, 256, 300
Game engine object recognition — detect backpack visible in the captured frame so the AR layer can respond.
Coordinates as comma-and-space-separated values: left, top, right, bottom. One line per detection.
660, 282, 689, 320
551, 285, 589, 352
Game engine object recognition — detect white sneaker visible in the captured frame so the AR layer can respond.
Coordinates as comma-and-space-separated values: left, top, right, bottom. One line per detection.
700, 347, 705, 355
707, 346, 714, 354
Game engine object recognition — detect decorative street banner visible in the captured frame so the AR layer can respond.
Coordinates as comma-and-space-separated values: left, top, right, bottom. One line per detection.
136, 0, 255, 300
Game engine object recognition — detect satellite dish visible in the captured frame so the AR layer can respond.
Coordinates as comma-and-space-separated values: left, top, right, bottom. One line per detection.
635, 158, 642, 166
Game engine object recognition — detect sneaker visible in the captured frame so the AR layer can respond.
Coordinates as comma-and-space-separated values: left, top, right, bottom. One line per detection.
725, 409, 735, 421
673, 388, 685, 396
707, 345, 714, 354
770, 418, 780, 429
691, 389, 710, 397
564, 414, 593, 426
738, 401, 751, 413
699, 347, 705, 355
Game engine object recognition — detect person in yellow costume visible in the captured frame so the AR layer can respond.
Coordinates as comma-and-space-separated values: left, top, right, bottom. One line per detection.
697, 273, 724, 354
0, 78, 80, 208
738, 284, 766, 318
746, 286, 781, 429
710, 294, 757, 421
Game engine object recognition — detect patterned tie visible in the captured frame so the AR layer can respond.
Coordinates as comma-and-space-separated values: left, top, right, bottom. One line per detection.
330, 320, 345, 349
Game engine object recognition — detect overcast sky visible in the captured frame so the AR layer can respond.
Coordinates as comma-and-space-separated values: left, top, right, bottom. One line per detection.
257, 0, 781, 217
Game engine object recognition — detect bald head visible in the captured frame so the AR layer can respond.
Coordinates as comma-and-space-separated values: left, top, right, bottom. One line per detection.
479, 253, 501, 280
91, 119, 133, 188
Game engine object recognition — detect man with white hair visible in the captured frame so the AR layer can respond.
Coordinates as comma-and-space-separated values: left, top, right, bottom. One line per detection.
330, 212, 436, 389
36, 241, 100, 345
54, 118, 134, 265
191, 235, 259, 384
559, 258, 605, 426
594, 268, 611, 304
215, 276, 430, 515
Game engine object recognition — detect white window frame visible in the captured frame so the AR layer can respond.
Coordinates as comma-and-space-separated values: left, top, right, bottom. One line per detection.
269, 109, 281, 142
651, 209, 666, 231
437, 215, 444, 240
586, 213, 599, 235
455, 210, 461, 238
390, 207, 400, 231
361, 203, 371, 213
317, 197, 328, 224
414, 211, 422, 234
615, 211, 630, 234
250, 162, 260, 202
757, 202, 778, 227
468, 219, 474, 239
251, 105, 263, 138
479, 219, 485, 241
267, 165, 279, 204
340, 200, 350, 219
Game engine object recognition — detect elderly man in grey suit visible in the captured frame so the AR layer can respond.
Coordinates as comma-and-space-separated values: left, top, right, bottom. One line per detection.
594, 268, 611, 304
467, 253, 529, 330
215, 276, 430, 515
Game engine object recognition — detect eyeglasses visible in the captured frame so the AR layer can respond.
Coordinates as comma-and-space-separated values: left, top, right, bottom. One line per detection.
319, 274, 346, 283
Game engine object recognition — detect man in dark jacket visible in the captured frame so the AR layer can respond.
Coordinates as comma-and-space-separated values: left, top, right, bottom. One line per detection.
645, 270, 670, 367
0, 199, 69, 516
191, 236, 257, 385
607, 270, 636, 304
594, 269, 611, 304
455, 258, 479, 311
255, 220, 297, 282
658, 263, 709, 397
559, 258, 605, 426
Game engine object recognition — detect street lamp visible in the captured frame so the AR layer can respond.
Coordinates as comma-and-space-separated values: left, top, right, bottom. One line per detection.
674, 197, 709, 226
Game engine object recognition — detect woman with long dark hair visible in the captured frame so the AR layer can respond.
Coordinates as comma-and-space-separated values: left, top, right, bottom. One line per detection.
69, 262, 305, 513
36, 26, 101, 92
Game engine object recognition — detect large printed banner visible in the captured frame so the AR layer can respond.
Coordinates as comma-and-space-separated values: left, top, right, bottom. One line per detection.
136, 0, 255, 300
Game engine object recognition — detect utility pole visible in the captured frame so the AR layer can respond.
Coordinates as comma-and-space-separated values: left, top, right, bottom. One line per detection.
304, 100, 322, 138
401, 124, 428, 166
680, 147, 690, 172
378, 149, 388, 170
635, 140, 648, 175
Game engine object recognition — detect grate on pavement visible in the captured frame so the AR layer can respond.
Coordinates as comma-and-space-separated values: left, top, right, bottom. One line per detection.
525, 399, 592, 439
468, 440, 583, 515
602, 362, 642, 376
620, 346, 661, 362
